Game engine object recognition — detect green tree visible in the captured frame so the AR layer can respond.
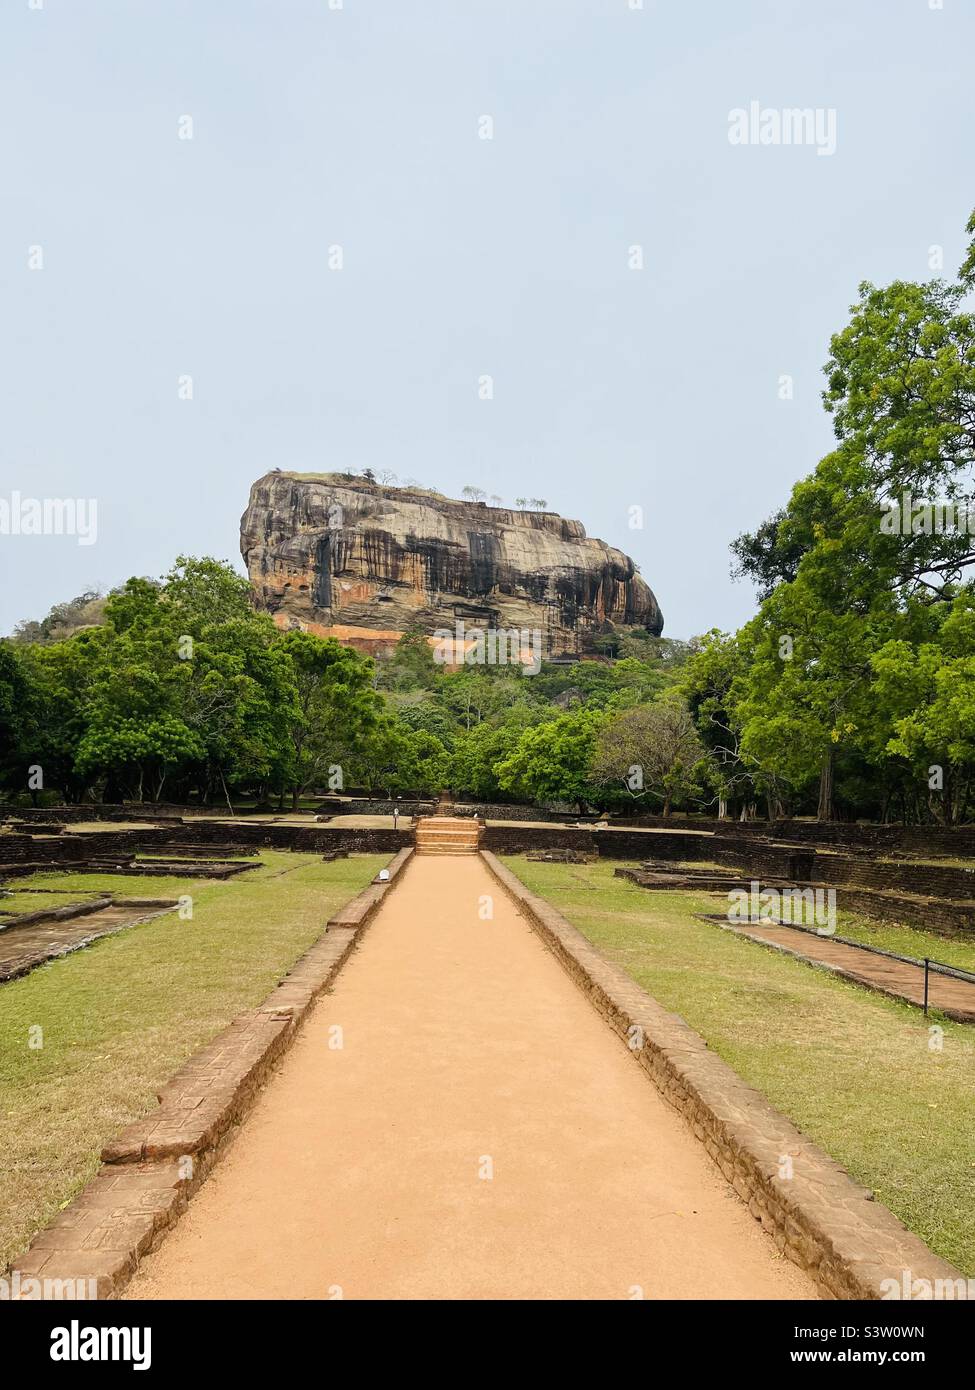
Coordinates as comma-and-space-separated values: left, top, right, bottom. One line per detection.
393, 696, 460, 748
495, 708, 604, 813
871, 595, 975, 824
273, 631, 382, 808
376, 628, 440, 692
734, 217, 975, 608
438, 668, 538, 729
449, 712, 542, 800
0, 642, 37, 795
18, 629, 110, 802
165, 555, 254, 628
681, 630, 755, 817
591, 698, 707, 816
350, 720, 448, 797
396, 728, 450, 796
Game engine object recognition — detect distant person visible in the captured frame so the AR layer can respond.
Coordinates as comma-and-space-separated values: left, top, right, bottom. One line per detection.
393, 806, 399, 831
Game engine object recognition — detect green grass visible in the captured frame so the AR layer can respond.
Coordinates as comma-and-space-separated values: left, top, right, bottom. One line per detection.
0, 850, 386, 1270
504, 856, 975, 1275
0, 892, 99, 917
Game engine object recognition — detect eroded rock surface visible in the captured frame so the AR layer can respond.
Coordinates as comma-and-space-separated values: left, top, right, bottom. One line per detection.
240, 472, 663, 658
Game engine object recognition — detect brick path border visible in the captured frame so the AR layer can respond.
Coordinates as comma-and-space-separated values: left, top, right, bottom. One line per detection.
6, 848, 412, 1299
482, 850, 966, 1300
0, 894, 114, 929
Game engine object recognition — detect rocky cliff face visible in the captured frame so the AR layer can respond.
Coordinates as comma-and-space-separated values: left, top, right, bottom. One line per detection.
240, 472, 663, 660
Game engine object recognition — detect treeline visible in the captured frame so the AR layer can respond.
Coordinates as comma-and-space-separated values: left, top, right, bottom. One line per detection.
372, 631, 701, 813
0, 559, 432, 809
0, 565, 705, 812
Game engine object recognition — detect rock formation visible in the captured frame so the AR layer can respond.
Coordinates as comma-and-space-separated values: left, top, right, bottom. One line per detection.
240, 472, 663, 661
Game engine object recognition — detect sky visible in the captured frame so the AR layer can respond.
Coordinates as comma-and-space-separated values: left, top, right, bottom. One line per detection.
1, 0, 973, 641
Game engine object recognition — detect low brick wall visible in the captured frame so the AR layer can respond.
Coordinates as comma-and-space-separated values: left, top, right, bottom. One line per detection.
0, 822, 412, 876
456, 802, 589, 823
151, 821, 410, 855
703, 844, 975, 938
0, 806, 95, 823
1, 820, 600, 870
7, 816, 975, 940
1, 804, 195, 824
6, 849, 413, 1299
0, 828, 171, 866
815, 853, 975, 901
625, 855, 975, 941
0, 895, 113, 929
612, 815, 975, 859
483, 826, 594, 854
714, 819, 975, 856
832, 886, 975, 938
709, 841, 818, 879
482, 850, 965, 1299
482, 824, 714, 858
9, 801, 975, 858
319, 798, 434, 817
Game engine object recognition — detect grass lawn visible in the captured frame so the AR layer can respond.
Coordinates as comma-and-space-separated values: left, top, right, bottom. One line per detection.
0, 850, 386, 1271
504, 856, 975, 1275
0, 892, 101, 917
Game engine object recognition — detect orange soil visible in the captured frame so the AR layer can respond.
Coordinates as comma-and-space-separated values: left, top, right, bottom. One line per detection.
126, 856, 815, 1301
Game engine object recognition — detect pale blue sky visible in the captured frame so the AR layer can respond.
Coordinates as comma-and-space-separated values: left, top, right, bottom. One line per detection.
1, 0, 973, 639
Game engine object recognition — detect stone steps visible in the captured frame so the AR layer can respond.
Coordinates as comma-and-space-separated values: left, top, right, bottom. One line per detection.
414, 840, 480, 855
414, 817, 484, 856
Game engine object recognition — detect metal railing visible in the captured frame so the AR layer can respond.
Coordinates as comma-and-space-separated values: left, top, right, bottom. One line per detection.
920, 956, 975, 1015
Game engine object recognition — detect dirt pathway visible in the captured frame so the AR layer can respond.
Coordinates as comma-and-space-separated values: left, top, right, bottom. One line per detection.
127, 856, 814, 1301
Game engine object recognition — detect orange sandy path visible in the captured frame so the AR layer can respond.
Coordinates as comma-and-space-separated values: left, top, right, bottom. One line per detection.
126, 855, 815, 1301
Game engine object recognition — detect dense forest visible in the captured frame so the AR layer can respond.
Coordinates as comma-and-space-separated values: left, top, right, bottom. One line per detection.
2, 210, 975, 823
0, 556, 697, 814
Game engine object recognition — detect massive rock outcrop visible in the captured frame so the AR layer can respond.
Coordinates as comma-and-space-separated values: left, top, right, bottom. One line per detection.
240, 472, 663, 660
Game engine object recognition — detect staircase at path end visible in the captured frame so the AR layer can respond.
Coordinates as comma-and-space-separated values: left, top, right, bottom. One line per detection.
414, 817, 484, 855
